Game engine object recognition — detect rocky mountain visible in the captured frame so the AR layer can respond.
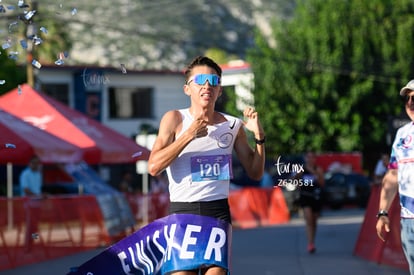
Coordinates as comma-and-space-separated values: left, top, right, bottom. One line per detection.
0, 0, 295, 70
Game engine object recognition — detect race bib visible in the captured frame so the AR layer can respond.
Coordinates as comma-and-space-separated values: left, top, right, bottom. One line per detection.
190, 154, 232, 182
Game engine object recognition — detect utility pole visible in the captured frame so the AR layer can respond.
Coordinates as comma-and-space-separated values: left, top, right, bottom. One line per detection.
26, 29, 34, 87
25, 1, 37, 87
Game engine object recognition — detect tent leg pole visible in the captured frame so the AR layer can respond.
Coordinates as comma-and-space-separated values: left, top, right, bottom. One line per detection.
142, 172, 148, 225
7, 162, 13, 230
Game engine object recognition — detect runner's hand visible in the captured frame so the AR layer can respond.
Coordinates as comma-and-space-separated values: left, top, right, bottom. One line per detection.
376, 216, 390, 242
188, 115, 208, 139
243, 107, 264, 137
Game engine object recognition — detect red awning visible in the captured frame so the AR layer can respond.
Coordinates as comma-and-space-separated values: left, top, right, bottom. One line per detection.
0, 84, 150, 164
0, 110, 83, 165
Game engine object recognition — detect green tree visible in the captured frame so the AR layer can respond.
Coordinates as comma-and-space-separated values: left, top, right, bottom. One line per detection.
0, 1, 72, 92
205, 48, 240, 64
0, 49, 26, 94
248, 0, 414, 162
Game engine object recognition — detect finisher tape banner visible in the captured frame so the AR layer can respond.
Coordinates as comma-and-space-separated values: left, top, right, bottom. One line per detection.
68, 214, 232, 275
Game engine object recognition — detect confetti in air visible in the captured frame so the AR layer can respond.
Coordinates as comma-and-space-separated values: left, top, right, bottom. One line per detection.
132, 151, 142, 158
120, 64, 127, 74
8, 51, 19, 60
18, 85, 22, 95
17, 0, 25, 8
2, 41, 11, 50
55, 51, 68, 66
59, 51, 69, 59
18, 1, 29, 9
23, 10, 36, 21
71, 8, 77, 16
0, 80, 5, 85
9, 21, 18, 32
31, 233, 39, 239
32, 35, 43, 45
40, 26, 48, 34
55, 59, 64, 65
5, 143, 16, 148
20, 39, 27, 49
32, 59, 41, 69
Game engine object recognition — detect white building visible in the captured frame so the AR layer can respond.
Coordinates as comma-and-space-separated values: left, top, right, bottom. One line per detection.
36, 61, 254, 139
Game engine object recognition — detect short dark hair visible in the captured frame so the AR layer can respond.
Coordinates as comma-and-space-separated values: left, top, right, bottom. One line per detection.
29, 155, 40, 166
30, 155, 40, 162
184, 56, 222, 82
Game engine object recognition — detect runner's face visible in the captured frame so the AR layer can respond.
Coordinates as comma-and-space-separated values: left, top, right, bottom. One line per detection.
405, 91, 414, 121
184, 65, 222, 108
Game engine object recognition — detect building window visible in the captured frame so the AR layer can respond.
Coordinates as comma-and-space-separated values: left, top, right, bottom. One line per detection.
41, 83, 69, 105
108, 87, 153, 119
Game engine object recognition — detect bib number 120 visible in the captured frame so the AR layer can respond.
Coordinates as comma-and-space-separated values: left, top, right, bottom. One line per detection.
190, 155, 231, 181
200, 163, 221, 178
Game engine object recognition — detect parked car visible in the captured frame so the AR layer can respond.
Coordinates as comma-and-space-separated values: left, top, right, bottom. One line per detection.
323, 172, 371, 209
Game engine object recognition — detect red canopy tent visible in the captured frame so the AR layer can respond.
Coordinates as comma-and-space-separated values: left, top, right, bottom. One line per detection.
0, 109, 85, 198
0, 110, 83, 165
0, 84, 150, 164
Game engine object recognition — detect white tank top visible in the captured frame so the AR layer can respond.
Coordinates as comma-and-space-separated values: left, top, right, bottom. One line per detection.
167, 108, 242, 202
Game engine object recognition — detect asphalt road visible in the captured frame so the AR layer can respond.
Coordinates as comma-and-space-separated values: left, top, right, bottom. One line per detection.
1, 208, 408, 275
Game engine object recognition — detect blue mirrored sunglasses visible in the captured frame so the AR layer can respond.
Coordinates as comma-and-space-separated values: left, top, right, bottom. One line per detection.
187, 74, 220, 86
